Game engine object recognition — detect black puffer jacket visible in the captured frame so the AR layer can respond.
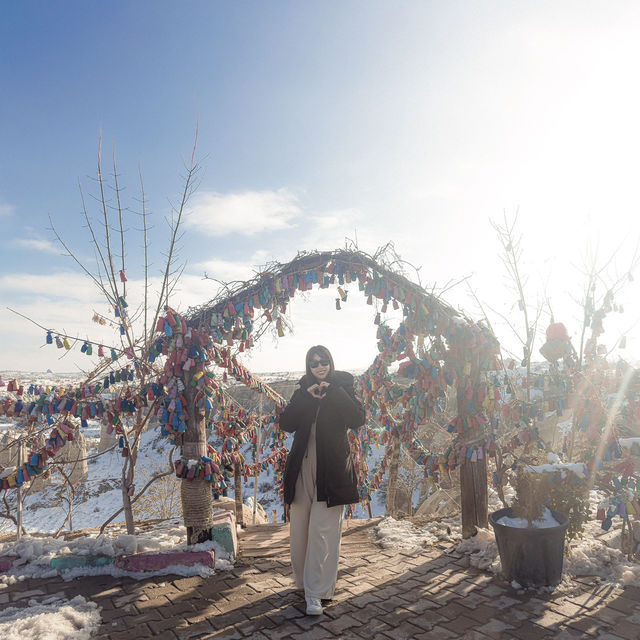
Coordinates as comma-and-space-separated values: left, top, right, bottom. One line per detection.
279, 371, 366, 507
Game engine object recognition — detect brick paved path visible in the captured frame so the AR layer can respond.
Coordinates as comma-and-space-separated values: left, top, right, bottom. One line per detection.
2, 518, 639, 639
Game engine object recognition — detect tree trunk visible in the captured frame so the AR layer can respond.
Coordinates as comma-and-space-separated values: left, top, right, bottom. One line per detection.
121, 445, 137, 534
385, 432, 401, 518
460, 450, 488, 538
458, 356, 488, 539
494, 446, 508, 508
121, 480, 135, 534
234, 464, 245, 528
180, 371, 213, 545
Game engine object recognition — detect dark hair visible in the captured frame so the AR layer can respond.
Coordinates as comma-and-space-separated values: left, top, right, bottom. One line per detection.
305, 345, 335, 379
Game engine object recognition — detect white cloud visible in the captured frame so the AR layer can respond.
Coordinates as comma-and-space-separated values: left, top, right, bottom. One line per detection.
0, 271, 99, 303
0, 199, 14, 217
16, 237, 60, 254
295, 207, 376, 255
191, 249, 271, 284
186, 188, 301, 236
309, 208, 362, 232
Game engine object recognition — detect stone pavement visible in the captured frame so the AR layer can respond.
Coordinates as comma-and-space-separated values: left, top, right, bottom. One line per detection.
3, 518, 640, 639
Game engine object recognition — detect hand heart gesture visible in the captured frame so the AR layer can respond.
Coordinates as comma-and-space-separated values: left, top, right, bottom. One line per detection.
307, 382, 330, 399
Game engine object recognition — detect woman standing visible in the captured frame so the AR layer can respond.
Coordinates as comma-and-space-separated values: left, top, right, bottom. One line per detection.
278, 345, 366, 615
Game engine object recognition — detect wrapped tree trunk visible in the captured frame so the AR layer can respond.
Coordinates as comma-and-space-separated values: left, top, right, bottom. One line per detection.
459, 443, 488, 537
181, 372, 213, 545
385, 432, 401, 517
458, 355, 488, 538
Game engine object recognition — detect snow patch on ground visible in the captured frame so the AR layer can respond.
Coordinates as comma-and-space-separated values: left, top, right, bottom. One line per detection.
374, 516, 461, 550
374, 488, 640, 589
0, 518, 232, 582
565, 538, 640, 585
455, 527, 500, 572
0, 594, 101, 640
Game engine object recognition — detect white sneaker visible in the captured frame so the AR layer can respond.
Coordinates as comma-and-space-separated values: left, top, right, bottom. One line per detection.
305, 596, 323, 615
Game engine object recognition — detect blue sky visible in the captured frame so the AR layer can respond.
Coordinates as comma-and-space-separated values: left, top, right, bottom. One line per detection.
3, 1, 640, 373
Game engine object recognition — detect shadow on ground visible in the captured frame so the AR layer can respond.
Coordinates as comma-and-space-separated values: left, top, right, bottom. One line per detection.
3, 519, 639, 640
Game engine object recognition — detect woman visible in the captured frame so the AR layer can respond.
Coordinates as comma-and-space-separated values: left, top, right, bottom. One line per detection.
278, 345, 366, 616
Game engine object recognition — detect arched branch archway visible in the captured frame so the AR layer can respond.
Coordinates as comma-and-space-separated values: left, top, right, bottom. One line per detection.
183, 248, 500, 537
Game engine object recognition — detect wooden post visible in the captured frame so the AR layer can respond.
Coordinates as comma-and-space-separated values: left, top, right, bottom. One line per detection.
385, 432, 401, 517
459, 441, 488, 538
459, 355, 488, 539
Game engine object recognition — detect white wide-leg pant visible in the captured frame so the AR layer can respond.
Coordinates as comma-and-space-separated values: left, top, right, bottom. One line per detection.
289, 425, 344, 599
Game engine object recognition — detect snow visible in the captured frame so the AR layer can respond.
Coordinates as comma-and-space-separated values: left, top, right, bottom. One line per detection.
0, 518, 232, 582
523, 462, 588, 479
497, 507, 560, 529
0, 594, 101, 640
455, 527, 499, 572
619, 437, 640, 449
374, 515, 461, 550
0, 426, 171, 534
374, 488, 640, 590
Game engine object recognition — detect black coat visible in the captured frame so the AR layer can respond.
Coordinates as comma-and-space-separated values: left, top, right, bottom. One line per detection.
279, 370, 366, 507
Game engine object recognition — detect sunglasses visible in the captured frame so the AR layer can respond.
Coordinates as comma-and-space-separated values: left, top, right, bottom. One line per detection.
310, 359, 330, 368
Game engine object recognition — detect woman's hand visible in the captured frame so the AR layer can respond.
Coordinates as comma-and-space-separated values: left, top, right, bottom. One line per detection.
307, 381, 330, 399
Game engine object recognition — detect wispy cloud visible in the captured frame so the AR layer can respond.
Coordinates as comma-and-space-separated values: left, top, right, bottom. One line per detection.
308, 208, 363, 233
297, 207, 368, 252
186, 189, 301, 236
0, 199, 14, 218
0, 271, 100, 304
192, 250, 270, 283
16, 237, 60, 254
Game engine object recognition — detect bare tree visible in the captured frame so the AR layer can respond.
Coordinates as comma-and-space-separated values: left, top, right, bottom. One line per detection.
489, 212, 544, 403
9, 134, 202, 535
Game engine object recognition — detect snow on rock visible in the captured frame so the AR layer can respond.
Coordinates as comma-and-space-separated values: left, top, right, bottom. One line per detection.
374, 516, 461, 550
115, 534, 138, 555
455, 527, 500, 572
0, 519, 232, 582
0, 594, 101, 640
565, 537, 640, 586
